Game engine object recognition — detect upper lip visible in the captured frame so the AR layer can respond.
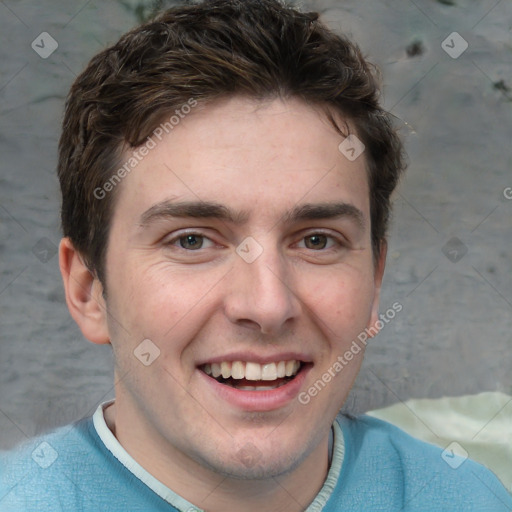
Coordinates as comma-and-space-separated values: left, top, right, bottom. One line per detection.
197, 351, 313, 366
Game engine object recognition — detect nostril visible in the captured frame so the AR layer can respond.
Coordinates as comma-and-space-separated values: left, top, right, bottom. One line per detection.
236, 319, 264, 331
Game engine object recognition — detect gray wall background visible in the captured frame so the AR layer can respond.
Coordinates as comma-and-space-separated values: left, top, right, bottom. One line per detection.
1, 0, 511, 449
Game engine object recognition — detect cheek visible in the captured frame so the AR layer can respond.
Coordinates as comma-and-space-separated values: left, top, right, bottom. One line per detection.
304, 267, 375, 337
111, 261, 222, 346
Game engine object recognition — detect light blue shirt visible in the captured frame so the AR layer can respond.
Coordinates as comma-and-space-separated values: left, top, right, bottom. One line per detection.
1, 402, 511, 511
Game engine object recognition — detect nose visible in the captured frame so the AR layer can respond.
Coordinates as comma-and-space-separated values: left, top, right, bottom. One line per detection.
223, 241, 302, 335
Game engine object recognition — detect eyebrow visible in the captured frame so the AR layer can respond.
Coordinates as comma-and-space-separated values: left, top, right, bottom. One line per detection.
139, 200, 365, 229
139, 200, 249, 226
282, 202, 365, 228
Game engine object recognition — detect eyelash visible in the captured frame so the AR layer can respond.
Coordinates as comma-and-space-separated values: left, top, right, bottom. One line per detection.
164, 230, 345, 252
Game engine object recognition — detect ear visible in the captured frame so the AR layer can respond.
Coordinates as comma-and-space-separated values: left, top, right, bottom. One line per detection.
59, 237, 110, 345
366, 239, 387, 337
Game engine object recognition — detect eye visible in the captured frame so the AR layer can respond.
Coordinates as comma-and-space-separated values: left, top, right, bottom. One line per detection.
166, 232, 215, 251
297, 233, 340, 251
179, 234, 204, 250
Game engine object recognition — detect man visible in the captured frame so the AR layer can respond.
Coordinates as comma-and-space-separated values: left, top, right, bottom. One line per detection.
1, 0, 510, 510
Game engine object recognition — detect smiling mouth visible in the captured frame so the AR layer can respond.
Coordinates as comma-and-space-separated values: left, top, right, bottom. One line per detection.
200, 360, 304, 391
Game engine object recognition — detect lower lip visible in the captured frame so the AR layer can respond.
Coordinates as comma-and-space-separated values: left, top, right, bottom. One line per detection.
198, 365, 312, 412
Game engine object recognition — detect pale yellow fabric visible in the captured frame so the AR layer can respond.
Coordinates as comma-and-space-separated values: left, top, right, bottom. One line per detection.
367, 392, 512, 491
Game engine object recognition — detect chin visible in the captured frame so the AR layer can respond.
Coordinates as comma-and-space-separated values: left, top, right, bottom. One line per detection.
193, 436, 315, 481
215, 454, 304, 481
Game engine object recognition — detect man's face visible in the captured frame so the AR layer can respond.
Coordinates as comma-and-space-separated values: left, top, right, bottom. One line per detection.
102, 97, 384, 478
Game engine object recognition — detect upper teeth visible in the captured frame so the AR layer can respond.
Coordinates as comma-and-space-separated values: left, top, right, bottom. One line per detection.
203, 360, 301, 380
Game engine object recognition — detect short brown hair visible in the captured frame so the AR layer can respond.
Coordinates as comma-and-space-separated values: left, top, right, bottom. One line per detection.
58, 0, 405, 285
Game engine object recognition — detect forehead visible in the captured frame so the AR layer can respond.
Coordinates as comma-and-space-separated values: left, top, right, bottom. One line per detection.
112, 97, 370, 224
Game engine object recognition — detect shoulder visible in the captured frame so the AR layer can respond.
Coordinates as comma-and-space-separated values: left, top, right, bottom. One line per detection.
332, 413, 512, 511
0, 419, 145, 511
0, 419, 101, 510
0, 419, 172, 512
1, 418, 95, 474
